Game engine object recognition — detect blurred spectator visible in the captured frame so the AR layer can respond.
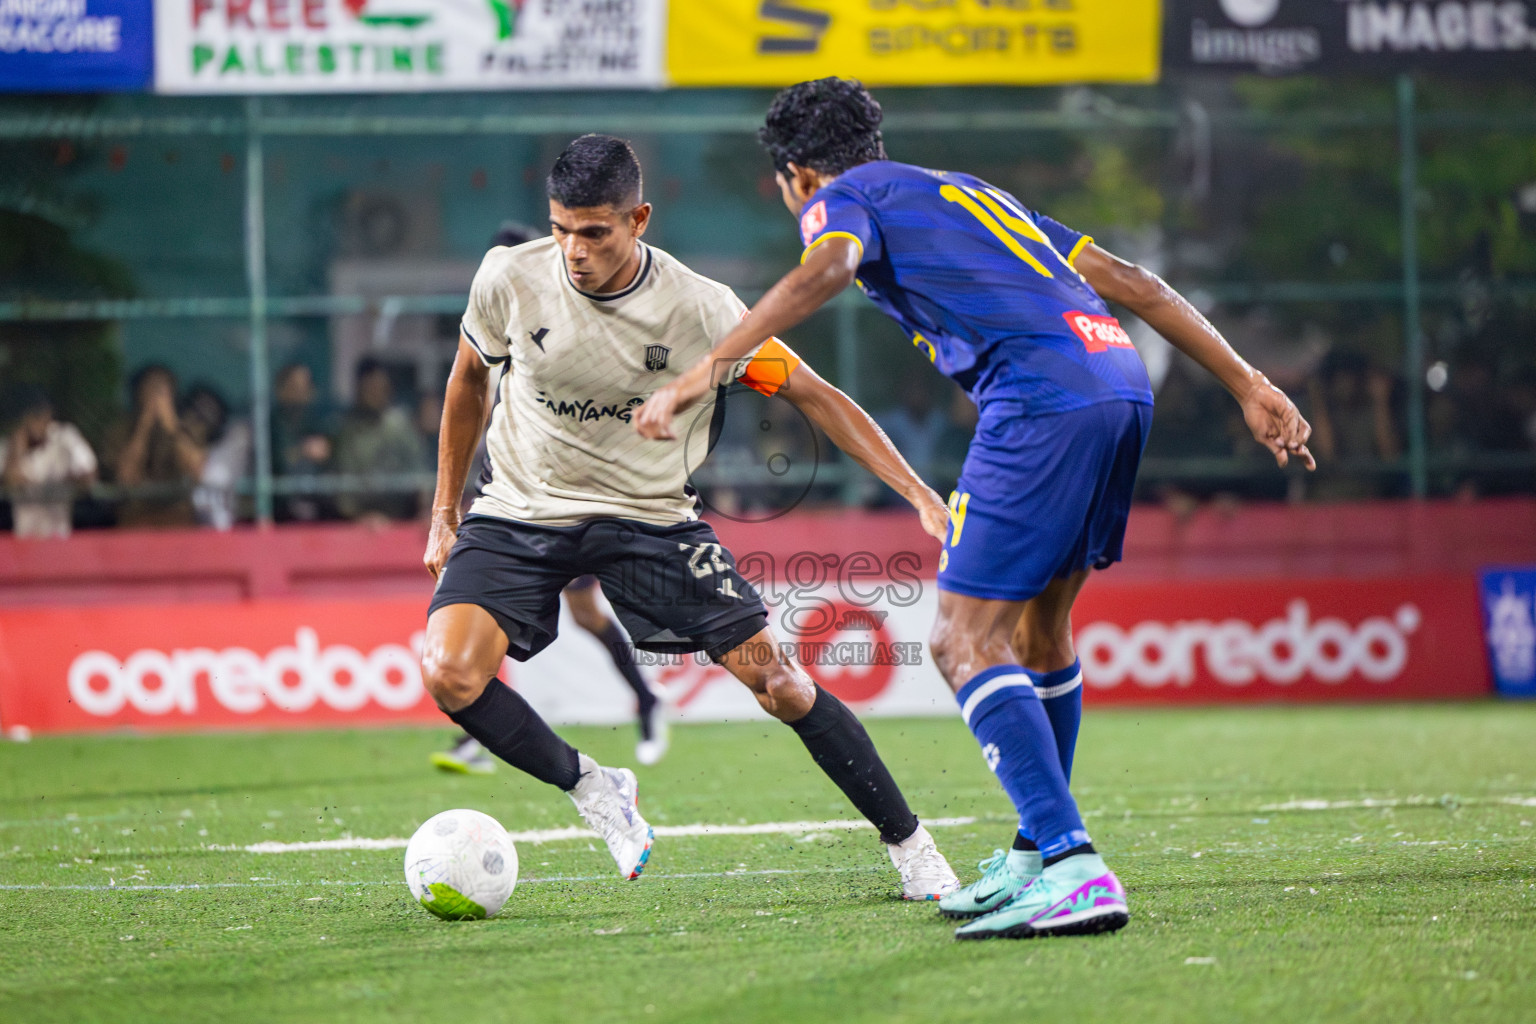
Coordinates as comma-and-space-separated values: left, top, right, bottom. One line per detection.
1305, 352, 1402, 501
873, 376, 949, 491
0, 387, 96, 539
103, 365, 205, 528
182, 384, 251, 532
334, 357, 425, 522
271, 363, 335, 522
932, 385, 978, 495
416, 391, 443, 471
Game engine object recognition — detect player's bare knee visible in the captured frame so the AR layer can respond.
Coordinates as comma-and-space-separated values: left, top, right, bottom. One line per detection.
929, 620, 980, 684
760, 664, 816, 722
931, 620, 1013, 688
420, 647, 490, 713
1014, 624, 1075, 673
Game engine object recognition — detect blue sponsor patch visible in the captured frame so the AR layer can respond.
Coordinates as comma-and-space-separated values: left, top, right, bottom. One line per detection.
1480, 567, 1536, 699
0, 0, 152, 93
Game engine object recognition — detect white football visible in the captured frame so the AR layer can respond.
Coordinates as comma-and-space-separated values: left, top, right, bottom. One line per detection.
404, 809, 518, 920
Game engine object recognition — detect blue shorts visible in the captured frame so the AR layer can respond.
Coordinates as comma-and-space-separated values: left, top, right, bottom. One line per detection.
937, 399, 1152, 602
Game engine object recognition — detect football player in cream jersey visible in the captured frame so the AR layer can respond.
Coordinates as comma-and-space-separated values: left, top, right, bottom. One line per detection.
419, 134, 959, 900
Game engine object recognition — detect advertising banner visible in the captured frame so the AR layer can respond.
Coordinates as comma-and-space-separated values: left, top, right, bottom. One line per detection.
0, 0, 152, 92
1165, 0, 1536, 76
1480, 567, 1536, 698
666, 0, 1160, 87
154, 0, 664, 94
0, 573, 1489, 735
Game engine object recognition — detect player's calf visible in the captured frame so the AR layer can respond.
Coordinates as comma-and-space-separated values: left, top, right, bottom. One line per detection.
715, 626, 958, 896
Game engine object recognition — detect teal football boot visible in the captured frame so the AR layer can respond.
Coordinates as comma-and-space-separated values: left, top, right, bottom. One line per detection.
938, 847, 1040, 920
954, 852, 1129, 940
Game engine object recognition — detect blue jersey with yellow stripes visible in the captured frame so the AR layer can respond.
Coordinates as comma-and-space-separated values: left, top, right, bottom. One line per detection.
800, 160, 1153, 413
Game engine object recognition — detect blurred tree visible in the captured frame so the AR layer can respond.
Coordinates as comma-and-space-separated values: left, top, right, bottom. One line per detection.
0, 115, 133, 445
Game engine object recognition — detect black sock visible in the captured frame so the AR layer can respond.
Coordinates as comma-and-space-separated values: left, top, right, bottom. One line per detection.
1012, 833, 1038, 852
1042, 842, 1097, 868
786, 685, 919, 845
447, 680, 581, 791
600, 621, 657, 738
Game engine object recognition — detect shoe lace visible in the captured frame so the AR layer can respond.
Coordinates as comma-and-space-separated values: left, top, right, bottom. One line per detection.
576, 773, 630, 841
901, 838, 952, 883
975, 849, 1009, 878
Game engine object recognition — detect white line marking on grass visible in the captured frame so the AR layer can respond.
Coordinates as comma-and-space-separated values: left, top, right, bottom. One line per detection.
0, 864, 892, 893
226, 816, 979, 854
1257, 796, 1536, 812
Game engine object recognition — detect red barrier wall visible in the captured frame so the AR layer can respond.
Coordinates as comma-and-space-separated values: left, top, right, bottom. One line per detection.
0, 499, 1523, 733
2, 498, 1528, 606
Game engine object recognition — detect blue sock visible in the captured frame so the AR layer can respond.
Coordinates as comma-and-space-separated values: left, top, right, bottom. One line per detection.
957, 664, 1090, 860
1015, 661, 1085, 849
1034, 660, 1084, 781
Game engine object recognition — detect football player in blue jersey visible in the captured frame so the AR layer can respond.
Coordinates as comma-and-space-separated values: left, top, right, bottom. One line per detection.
636, 78, 1315, 940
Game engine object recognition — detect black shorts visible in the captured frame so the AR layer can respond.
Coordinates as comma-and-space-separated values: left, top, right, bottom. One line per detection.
429, 515, 768, 662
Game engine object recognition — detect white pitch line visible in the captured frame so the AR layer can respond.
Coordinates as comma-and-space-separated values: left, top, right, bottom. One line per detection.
229, 816, 979, 854
1258, 796, 1536, 812
0, 865, 892, 893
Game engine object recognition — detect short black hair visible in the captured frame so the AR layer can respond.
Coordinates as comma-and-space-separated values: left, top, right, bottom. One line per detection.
130, 363, 176, 403
13, 384, 51, 416
546, 135, 643, 209
355, 356, 389, 382
759, 78, 886, 176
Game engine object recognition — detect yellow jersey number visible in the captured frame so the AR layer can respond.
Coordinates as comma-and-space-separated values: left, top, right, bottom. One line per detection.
937, 183, 1081, 281
939, 489, 972, 573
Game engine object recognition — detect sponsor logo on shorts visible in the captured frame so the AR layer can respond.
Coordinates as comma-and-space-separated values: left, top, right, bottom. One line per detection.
1077, 600, 1422, 689
1062, 310, 1135, 353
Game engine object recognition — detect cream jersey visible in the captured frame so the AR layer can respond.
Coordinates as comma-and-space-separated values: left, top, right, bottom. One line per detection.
460, 236, 798, 527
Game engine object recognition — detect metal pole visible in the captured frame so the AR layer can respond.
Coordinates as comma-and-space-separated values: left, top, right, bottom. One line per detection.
244, 96, 275, 524
835, 292, 863, 504
1397, 74, 1427, 498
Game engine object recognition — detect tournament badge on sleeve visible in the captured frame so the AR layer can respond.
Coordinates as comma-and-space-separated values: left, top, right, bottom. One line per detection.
1480, 568, 1536, 699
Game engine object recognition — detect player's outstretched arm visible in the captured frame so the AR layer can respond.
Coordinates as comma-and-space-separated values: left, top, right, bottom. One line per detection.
775, 362, 949, 541
633, 238, 861, 440
424, 335, 492, 579
1075, 244, 1317, 471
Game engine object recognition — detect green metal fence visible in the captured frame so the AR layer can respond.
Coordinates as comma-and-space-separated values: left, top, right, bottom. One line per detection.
2, 80, 1534, 523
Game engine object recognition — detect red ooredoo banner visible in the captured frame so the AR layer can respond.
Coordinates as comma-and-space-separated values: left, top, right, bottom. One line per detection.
0, 574, 1490, 734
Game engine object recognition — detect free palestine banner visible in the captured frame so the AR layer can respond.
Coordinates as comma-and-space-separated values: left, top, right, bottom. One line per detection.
154, 0, 664, 93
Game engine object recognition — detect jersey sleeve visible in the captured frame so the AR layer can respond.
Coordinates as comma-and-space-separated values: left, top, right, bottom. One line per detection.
1035, 212, 1094, 269
704, 289, 802, 398
461, 250, 514, 366
799, 185, 882, 266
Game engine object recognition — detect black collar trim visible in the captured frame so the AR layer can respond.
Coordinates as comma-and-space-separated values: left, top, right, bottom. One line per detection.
564, 244, 653, 303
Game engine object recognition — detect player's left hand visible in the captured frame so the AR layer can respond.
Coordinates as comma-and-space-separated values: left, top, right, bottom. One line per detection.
915, 489, 950, 542
1241, 380, 1316, 471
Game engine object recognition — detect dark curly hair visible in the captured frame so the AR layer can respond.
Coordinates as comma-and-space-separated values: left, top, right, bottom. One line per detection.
547, 134, 643, 209
758, 78, 886, 177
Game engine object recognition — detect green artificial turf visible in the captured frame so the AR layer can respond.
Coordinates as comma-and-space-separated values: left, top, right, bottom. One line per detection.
1, 704, 1533, 1023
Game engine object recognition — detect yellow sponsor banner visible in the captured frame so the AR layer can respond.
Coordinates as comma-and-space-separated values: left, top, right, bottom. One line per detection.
667, 0, 1160, 87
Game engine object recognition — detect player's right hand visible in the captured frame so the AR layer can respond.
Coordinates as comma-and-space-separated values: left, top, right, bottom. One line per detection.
423, 514, 461, 581
1241, 381, 1316, 471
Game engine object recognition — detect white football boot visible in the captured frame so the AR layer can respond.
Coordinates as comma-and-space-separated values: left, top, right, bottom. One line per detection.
569, 753, 653, 879
887, 823, 961, 901
635, 711, 670, 767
